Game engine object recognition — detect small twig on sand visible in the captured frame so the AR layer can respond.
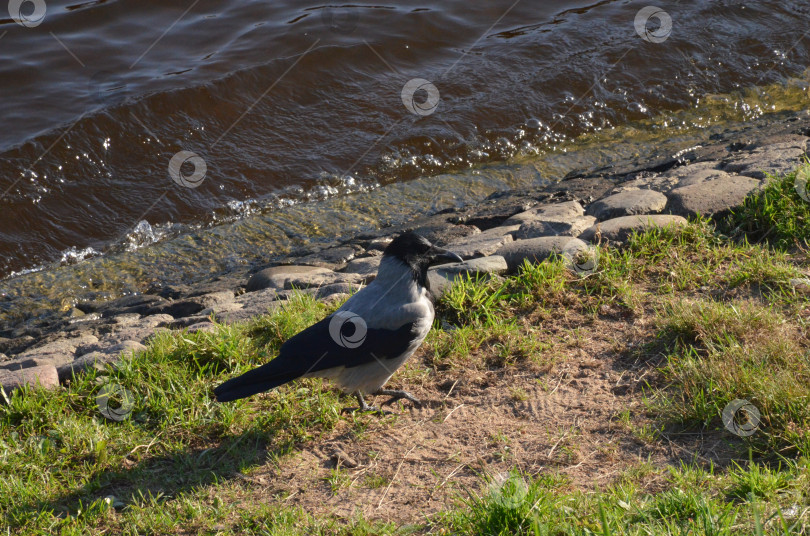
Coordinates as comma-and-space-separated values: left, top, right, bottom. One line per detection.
378, 445, 417, 509
443, 404, 465, 423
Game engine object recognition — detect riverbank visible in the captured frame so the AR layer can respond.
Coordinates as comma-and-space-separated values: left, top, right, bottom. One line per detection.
1, 159, 809, 533
1, 109, 809, 379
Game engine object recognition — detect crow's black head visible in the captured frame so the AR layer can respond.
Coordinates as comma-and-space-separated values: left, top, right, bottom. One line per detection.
383, 232, 463, 286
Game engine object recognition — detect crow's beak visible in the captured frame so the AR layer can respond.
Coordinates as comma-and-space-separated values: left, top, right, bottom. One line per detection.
429, 247, 463, 265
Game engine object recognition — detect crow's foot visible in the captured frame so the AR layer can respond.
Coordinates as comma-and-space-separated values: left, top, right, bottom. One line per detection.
341, 392, 391, 415
375, 389, 422, 407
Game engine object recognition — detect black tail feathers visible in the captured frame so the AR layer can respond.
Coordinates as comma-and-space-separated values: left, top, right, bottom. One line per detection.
213, 361, 300, 402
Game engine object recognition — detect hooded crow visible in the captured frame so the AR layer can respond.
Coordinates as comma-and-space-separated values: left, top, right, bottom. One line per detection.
213, 232, 463, 412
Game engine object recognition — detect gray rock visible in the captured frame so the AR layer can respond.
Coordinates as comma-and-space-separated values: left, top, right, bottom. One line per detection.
666, 174, 761, 217
315, 282, 363, 300
579, 215, 688, 243
164, 315, 211, 329
246, 266, 333, 292
721, 137, 807, 179
144, 299, 206, 319
586, 190, 667, 220
194, 291, 235, 309
0, 335, 35, 355
186, 322, 217, 334
295, 245, 363, 270
109, 313, 142, 327
366, 237, 392, 253
514, 216, 596, 239
74, 337, 146, 359
218, 288, 291, 323
617, 161, 724, 194
446, 225, 518, 259
504, 201, 585, 226
495, 237, 582, 273
427, 256, 509, 298
16, 333, 100, 368
0, 364, 59, 393
56, 352, 118, 381
106, 340, 147, 357
321, 293, 351, 306
91, 314, 174, 350
451, 193, 539, 230
286, 271, 367, 290
342, 256, 382, 276
666, 163, 732, 188
80, 294, 168, 317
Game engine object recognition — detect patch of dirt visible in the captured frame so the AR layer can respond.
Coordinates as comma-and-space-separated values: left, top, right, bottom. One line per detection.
231, 314, 738, 527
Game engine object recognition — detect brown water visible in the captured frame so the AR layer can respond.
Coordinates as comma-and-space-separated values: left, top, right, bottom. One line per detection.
1, 0, 810, 331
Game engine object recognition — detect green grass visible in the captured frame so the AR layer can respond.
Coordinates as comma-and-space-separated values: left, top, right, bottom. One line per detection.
1, 167, 810, 534
0, 293, 365, 534
438, 460, 810, 535
723, 161, 810, 250
654, 299, 810, 458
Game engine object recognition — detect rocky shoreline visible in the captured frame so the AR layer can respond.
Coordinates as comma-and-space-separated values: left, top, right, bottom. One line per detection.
1, 111, 809, 395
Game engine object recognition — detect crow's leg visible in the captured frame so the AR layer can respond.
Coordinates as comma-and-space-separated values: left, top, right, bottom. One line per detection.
341, 391, 390, 414
376, 389, 422, 407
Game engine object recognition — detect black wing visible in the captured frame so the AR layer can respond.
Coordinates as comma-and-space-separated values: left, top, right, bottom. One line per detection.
213, 313, 419, 402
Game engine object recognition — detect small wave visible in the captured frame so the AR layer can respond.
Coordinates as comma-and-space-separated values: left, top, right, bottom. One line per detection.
2, 245, 100, 281
59, 246, 101, 266
124, 220, 171, 252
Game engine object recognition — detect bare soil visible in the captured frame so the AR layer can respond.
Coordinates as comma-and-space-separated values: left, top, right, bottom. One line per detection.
233, 312, 735, 527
